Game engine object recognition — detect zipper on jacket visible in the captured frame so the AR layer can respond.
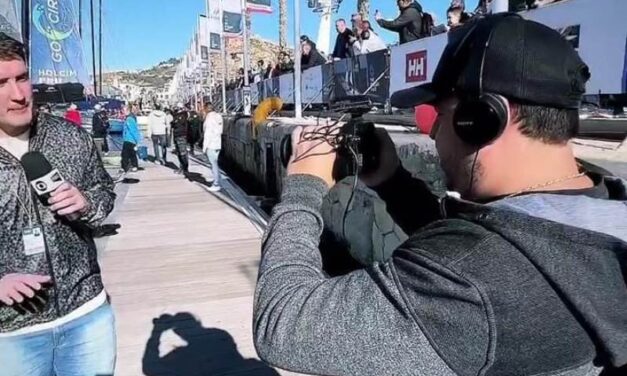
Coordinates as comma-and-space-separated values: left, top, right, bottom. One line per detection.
30, 189, 61, 318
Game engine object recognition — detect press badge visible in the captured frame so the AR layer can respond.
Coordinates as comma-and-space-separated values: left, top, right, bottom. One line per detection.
23, 226, 45, 256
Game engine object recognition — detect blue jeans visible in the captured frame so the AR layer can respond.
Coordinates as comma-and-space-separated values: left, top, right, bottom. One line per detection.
206, 149, 221, 187
0, 303, 116, 376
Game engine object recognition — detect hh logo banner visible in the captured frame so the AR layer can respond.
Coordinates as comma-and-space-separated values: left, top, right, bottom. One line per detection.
405, 51, 427, 83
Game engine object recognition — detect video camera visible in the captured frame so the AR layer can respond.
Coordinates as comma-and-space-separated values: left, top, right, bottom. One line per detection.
279, 96, 381, 181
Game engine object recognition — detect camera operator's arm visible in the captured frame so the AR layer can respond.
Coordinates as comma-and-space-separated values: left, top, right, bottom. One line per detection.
254, 126, 489, 376
361, 129, 441, 234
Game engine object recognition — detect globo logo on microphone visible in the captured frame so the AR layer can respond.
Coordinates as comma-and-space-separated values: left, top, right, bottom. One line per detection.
31, 170, 64, 196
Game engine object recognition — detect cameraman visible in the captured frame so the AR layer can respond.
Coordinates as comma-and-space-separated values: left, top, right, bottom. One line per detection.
253, 15, 627, 376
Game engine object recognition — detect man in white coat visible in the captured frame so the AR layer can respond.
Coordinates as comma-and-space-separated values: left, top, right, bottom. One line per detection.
202, 103, 224, 192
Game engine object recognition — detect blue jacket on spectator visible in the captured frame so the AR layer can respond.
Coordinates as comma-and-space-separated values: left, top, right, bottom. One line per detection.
123, 114, 142, 145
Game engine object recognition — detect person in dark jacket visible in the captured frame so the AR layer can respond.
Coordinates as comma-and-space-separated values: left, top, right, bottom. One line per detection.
171, 105, 190, 176
301, 40, 326, 70
187, 110, 203, 154
253, 15, 627, 376
0, 34, 116, 376
376, 0, 424, 44
91, 104, 110, 156
331, 19, 355, 60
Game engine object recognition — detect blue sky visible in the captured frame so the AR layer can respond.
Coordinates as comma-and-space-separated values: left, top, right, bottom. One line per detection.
80, 0, 449, 71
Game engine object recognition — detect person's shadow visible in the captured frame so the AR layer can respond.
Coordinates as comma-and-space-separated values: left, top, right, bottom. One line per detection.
142, 312, 279, 376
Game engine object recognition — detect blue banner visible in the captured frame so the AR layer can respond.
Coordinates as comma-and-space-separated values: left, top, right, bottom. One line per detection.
30, 0, 90, 90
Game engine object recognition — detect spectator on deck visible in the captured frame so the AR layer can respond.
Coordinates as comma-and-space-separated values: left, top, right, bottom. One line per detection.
171, 104, 190, 177
64, 103, 82, 127
277, 51, 295, 75
375, 0, 424, 44
236, 68, 245, 88
301, 40, 326, 70
351, 13, 363, 32
474, 0, 493, 15
92, 104, 110, 156
148, 105, 168, 164
121, 104, 141, 173
254, 60, 265, 83
447, 5, 470, 29
202, 102, 223, 192
353, 20, 387, 55
265, 61, 278, 79
331, 19, 354, 60
187, 110, 203, 154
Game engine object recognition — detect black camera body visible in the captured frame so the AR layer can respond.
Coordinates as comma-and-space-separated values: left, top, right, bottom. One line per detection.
280, 101, 380, 181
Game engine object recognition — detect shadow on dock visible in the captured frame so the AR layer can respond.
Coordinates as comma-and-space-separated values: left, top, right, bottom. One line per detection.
142, 312, 279, 376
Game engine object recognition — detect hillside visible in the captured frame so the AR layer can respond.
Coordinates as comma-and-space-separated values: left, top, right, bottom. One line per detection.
103, 37, 286, 92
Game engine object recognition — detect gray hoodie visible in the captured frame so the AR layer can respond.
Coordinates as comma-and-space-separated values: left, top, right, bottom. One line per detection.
254, 170, 627, 375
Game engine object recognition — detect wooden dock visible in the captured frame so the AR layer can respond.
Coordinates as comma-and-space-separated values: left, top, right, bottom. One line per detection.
98, 156, 297, 376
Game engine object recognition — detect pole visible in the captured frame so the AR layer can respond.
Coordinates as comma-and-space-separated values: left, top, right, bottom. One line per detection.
294, 0, 302, 118
98, 0, 102, 96
21, 0, 30, 62
220, 0, 227, 114
79, 0, 83, 37
241, 0, 251, 115
90, 0, 97, 97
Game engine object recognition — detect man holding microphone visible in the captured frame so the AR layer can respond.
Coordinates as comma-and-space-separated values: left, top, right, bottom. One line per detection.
0, 33, 116, 375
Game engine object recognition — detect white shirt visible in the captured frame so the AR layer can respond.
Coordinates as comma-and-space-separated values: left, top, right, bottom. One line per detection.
203, 112, 223, 151
0, 129, 30, 159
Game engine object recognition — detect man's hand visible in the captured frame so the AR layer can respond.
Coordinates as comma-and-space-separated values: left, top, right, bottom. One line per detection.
48, 182, 90, 217
287, 125, 339, 188
359, 129, 401, 187
0, 274, 51, 306
375, 10, 383, 21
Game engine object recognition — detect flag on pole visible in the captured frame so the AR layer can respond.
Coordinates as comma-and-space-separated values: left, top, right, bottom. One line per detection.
198, 15, 209, 61
247, 0, 272, 14
0, 0, 21, 41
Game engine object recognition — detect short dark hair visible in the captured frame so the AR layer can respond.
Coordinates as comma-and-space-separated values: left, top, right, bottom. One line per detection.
510, 101, 579, 144
0, 33, 26, 62
337, 19, 346, 24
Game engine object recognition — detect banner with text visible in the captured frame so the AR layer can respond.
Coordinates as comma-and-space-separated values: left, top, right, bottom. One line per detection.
30, 0, 90, 90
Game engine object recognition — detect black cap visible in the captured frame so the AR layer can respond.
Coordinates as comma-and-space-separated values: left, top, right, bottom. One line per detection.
391, 14, 590, 109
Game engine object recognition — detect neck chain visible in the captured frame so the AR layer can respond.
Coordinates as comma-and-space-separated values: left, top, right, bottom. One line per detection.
504, 172, 587, 199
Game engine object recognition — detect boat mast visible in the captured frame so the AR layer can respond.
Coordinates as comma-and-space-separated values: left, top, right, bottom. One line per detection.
21, 0, 30, 63
98, 0, 102, 96
90, 0, 97, 96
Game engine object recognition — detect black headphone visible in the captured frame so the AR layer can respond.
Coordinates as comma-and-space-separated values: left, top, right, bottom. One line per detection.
453, 92, 508, 147
451, 16, 514, 148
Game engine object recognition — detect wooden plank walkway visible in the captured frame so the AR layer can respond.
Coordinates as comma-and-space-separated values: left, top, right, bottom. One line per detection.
98, 157, 297, 376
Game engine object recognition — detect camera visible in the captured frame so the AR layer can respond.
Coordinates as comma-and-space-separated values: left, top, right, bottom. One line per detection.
279, 98, 380, 181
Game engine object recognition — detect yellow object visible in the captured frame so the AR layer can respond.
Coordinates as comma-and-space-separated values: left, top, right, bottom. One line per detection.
253, 97, 283, 126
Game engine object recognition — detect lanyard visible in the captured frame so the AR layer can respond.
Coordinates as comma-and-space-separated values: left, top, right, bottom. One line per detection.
13, 173, 35, 228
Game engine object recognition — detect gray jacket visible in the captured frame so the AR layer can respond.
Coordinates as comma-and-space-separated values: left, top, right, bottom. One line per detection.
0, 113, 115, 333
254, 169, 627, 375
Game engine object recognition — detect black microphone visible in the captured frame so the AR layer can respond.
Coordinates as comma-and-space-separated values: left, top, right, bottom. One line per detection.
20, 151, 81, 221
21, 152, 65, 201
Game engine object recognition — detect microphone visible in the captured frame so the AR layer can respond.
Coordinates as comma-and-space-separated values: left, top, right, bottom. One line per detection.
21, 152, 65, 201
20, 151, 81, 221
